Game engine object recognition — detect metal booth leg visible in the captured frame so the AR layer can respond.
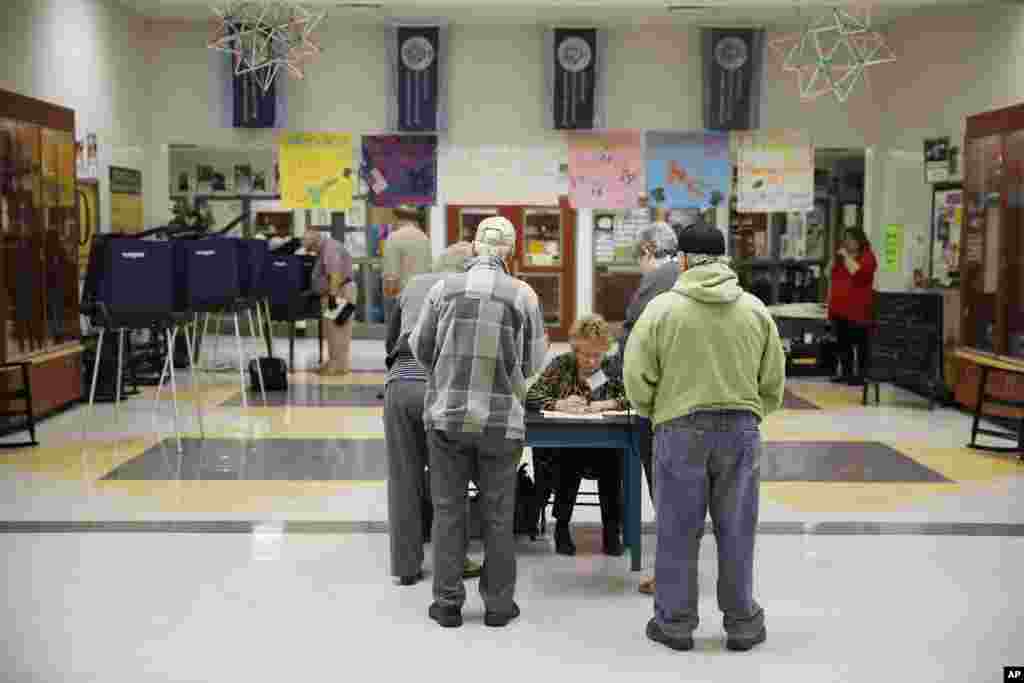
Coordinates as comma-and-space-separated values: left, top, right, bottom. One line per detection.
182, 323, 205, 439
247, 308, 266, 404
83, 327, 105, 441
166, 327, 183, 454
234, 312, 248, 410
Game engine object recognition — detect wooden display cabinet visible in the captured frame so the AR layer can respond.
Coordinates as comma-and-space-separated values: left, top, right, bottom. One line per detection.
955, 102, 1024, 414
446, 202, 576, 341
0, 89, 83, 422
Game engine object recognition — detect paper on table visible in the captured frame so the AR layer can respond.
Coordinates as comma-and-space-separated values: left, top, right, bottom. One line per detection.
540, 410, 605, 420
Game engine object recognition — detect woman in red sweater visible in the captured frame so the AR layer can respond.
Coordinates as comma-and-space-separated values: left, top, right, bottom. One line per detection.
828, 228, 878, 385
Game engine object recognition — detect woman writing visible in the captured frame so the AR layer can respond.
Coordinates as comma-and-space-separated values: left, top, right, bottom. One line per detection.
828, 228, 878, 385
526, 314, 627, 556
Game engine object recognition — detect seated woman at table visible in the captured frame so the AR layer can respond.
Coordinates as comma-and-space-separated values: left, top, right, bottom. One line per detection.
526, 314, 628, 557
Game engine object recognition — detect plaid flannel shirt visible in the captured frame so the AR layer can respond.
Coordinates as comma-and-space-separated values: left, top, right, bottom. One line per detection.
409, 255, 547, 440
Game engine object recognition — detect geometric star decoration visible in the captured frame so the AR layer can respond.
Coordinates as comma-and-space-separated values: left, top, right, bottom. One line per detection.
769, 7, 896, 104
208, 1, 326, 93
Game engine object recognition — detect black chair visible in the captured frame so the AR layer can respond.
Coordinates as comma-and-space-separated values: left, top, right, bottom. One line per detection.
0, 361, 37, 448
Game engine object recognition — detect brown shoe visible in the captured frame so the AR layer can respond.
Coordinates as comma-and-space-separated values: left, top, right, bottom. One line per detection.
639, 576, 655, 595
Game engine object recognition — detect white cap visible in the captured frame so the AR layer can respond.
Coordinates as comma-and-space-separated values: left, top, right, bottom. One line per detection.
475, 216, 516, 257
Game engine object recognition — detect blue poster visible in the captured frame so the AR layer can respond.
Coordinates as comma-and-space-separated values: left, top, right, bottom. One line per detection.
645, 130, 731, 209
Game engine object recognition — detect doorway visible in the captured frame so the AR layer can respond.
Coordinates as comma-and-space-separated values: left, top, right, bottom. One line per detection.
446, 203, 577, 341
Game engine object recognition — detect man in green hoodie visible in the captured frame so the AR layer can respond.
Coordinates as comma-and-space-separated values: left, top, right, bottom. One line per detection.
624, 221, 785, 653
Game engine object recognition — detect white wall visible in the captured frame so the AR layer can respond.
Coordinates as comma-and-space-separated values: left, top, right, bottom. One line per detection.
5, 1, 1022, 295
0, 0, 151, 235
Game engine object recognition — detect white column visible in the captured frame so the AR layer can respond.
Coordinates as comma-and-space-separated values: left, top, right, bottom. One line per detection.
430, 204, 446, 258
575, 208, 594, 317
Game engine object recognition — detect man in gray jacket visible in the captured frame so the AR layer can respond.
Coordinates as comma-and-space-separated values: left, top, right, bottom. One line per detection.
621, 221, 679, 596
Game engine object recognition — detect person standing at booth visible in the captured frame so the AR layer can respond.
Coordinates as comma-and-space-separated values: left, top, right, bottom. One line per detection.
384, 241, 481, 586
625, 221, 785, 653
827, 228, 878, 386
382, 211, 432, 323
621, 221, 679, 593
410, 216, 547, 629
303, 228, 354, 375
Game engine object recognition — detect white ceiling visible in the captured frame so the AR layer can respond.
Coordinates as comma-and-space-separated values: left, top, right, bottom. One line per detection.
123, 0, 995, 27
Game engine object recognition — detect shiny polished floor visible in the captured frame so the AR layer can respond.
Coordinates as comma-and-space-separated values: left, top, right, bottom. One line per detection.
1, 337, 1022, 681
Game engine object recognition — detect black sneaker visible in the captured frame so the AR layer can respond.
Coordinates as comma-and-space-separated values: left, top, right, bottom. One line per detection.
646, 619, 694, 651
428, 602, 463, 628
398, 571, 423, 586
726, 627, 766, 652
484, 602, 520, 627
554, 524, 576, 556
603, 529, 624, 557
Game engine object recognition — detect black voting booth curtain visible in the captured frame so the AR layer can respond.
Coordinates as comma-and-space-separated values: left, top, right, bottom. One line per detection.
552, 28, 599, 130
702, 28, 765, 132
394, 26, 441, 132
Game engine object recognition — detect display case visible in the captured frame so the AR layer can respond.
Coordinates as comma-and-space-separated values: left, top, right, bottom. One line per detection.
0, 89, 82, 418
955, 102, 1024, 415
447, 202, 576, 341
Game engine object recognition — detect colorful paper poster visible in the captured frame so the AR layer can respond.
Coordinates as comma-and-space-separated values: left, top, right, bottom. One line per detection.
278, 132, 354, 210
567, 130, 643, 209
735, 129, 814, 213
884, 223, 904, 273
645, 130, 730, 210
362, 135, 437, 207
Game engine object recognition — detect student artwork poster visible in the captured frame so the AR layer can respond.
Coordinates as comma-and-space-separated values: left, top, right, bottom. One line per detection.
278, 132, 354, 210
645, 130, 730, 210
567, 130, 643, 209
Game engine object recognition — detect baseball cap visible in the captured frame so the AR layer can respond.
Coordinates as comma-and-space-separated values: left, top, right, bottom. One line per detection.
475, 216, 516, 251
677, 219, 726, 256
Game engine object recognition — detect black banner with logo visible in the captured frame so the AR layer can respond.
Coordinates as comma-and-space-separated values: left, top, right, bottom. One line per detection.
396, 26, 441, 132
553, 28, 599, 130
702, 28, 765, 131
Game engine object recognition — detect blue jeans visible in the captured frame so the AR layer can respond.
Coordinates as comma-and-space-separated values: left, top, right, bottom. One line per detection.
653, 411, 765, 640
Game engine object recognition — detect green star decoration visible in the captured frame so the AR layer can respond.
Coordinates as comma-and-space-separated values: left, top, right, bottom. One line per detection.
207, 1, 326, 93
770, 7, 895, 104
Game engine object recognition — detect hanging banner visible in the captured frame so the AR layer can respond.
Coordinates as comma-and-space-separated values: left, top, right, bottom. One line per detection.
278, 132, 354, 210
645, 130, 731, 210
735, 129, 814, 212
389, 25, 445, 132
362, 135, 438, 207
567, 130, 643, 209
548, 28, 605, 130
702, 28, 765, 132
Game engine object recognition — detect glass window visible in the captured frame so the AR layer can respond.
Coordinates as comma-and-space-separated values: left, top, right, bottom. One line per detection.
457, 208, 498, 243
519, 272, 561, 329
592, 209, 651, 325
523, 209, 561, 267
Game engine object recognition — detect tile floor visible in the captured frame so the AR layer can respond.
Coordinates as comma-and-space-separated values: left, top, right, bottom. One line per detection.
1, 336, 1022, 681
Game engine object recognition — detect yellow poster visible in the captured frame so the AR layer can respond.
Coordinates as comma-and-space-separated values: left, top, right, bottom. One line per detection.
77, 181, 99, 277
278, 132, 354, 210
109, 166, 144, 235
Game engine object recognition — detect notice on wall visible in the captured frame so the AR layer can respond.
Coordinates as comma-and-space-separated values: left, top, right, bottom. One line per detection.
735, 129, 814, 213
109, 166, 143, 235
278, 132, 354, 210
884, 223, 904, 273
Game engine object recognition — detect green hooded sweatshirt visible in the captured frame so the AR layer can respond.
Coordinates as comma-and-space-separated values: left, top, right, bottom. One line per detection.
623, 261, 786, 426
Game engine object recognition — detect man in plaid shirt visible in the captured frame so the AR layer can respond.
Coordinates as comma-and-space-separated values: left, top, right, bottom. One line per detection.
410, 216, 546, 629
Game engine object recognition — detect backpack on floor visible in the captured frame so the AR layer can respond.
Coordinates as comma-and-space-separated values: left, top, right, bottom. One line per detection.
249, 357, 288, 392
